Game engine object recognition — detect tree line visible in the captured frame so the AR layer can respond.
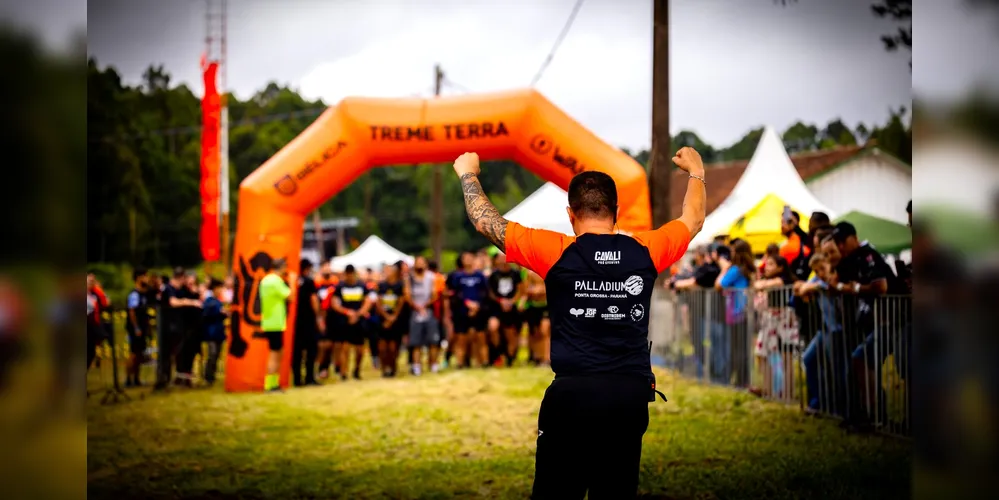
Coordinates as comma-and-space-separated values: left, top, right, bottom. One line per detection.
87, 59, 911, 268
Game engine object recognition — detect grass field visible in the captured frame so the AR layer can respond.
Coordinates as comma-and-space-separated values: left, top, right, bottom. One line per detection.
86, 360, 911, 500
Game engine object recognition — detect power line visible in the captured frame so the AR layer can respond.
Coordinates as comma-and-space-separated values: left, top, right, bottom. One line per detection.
443, 77, 473, 94
529, 0, 585, 87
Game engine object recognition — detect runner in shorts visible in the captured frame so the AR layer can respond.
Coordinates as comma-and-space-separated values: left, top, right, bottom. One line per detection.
316, 265, 338, 379
330, 265, 373, 381
521, 269, 550, 367
408, 256, 441, 375
487, 253, 523, 367
375, 262, 408, 378
447, 251, 489, 368
259, 257, 296, 392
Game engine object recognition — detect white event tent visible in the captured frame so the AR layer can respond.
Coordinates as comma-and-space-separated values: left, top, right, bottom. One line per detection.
330, 235, 414, 272
503, 182, 575, 236
690, 125, 837, 246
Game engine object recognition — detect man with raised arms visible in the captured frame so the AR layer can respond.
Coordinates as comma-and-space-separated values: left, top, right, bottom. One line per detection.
452, 147, 706, 499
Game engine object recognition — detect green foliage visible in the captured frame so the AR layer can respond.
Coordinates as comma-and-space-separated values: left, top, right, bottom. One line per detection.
88, 59, 912, 268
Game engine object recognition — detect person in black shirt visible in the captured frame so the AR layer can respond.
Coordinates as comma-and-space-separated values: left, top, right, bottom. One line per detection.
292, 259, 323, 386
487, 253, 523, 367
452, 148, 704, 498
125, 268, 150, 387
174, 273, 205, 386
154, 268, 201, 391
331, 265, 374, 381
672, 244, 723, 380
829, 221, 906, 428
375, 262, 408, 377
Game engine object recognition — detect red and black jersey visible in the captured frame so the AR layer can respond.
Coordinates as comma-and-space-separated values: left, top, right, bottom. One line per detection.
87, 285, 109, 326
505, 220, 690, 379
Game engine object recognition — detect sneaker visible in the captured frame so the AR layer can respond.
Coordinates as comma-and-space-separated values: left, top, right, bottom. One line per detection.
267, 387, 284, 393
352, 370, 362, 380
431, 364, 440, 374
340, 374, 348, 381
412, 364, 423, 376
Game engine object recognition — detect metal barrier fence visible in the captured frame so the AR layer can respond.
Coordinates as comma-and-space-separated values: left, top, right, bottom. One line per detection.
650, 284, 911, 437
90, 307, 228, 390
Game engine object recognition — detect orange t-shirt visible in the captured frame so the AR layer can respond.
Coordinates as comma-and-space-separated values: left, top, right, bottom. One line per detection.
504, 220, 690, 279
779, 232, 811, 264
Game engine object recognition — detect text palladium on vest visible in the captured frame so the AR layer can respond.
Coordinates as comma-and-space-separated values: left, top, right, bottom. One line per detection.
574, 280, 627, 292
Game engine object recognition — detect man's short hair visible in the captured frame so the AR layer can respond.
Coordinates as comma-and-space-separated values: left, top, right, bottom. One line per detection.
345, 264, 357, 274
810, 211, 830, 228
173, 267, 186, 279
133, 268, 147, 282
428, 260, 439, 272
813, 226, 834, 243
567, 171, 618, 222
300, 258, 313, 273
790, 211, 801, 224
831, 221, 857, 243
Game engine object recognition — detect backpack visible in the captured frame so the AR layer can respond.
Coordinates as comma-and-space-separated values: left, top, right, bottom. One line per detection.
788, 234, 812, 282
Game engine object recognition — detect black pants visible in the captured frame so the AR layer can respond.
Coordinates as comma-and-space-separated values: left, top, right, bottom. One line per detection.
532, 374, 650, 500
203, 340, 224, 384
156, 323, 182, 386
292, 324, 318, 385
175, 324, 202, 376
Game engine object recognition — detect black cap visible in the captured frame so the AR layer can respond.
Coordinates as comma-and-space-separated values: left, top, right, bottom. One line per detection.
832, 221, 857, 243
344, 264, 356, 273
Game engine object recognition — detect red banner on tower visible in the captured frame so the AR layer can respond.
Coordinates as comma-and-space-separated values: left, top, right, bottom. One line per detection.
200, 59, 221, 261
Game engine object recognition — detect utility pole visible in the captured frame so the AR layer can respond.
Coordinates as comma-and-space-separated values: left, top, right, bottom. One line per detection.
430, 64, 445, 264
649, 0, 671, 229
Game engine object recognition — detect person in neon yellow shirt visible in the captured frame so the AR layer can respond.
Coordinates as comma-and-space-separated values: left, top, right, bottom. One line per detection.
260, 257, 296, 392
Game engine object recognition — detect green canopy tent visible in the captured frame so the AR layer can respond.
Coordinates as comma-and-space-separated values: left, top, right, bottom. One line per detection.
833, 211, 911, 255
919, 205, 999, 256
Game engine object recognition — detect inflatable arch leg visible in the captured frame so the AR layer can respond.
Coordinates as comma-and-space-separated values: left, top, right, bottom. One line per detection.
225, 88, 652, 392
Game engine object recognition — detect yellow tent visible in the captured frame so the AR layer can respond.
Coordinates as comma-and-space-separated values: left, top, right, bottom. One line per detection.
724, 193, 811, 254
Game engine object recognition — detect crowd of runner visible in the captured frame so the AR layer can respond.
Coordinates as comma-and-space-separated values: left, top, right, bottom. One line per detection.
294, 249, 551, 386
85, 247, 552, 390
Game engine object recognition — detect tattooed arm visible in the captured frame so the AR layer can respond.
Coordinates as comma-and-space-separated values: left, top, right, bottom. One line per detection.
453, 152, 508, 250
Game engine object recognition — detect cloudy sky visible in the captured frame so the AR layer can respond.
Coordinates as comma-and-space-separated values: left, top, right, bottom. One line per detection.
36, 0, 999, 150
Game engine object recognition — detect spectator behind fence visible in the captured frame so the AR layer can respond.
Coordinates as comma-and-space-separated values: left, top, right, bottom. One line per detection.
808, 211, 831, 240
796, 252, 846, 413
753, 253, 798, 398
672, 244, 723, 379
780, 209, 813, 282
713, 240, 753, 385
759, 243, 779, 276
829, 221, 907, 429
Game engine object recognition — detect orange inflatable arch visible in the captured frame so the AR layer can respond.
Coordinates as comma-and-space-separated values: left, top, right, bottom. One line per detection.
226, 88, 652, 392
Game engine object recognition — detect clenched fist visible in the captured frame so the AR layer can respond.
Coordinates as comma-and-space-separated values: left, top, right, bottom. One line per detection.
453, 152, 480, 177
672, 147, 704, 177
